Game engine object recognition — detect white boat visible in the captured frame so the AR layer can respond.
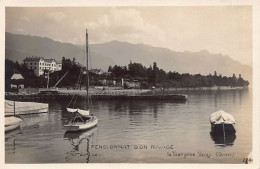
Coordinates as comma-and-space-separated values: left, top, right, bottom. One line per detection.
209, 110, 236, 133
5, 100, 48, 116
64, 29, 98, 132
64, 110, 98, 131
5, 116, 22, 132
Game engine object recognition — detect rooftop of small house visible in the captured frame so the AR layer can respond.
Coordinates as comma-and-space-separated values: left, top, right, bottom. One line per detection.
11, 69, 24, 80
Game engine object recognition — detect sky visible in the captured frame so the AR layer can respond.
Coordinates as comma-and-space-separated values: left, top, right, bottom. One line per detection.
5, 6, 252, 66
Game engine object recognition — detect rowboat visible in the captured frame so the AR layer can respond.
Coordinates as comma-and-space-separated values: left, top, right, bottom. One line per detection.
5, 116, 22, 132
209, 110, 236, 133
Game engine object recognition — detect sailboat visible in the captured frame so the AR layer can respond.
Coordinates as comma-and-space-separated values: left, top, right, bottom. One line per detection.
64, 29, 98, 132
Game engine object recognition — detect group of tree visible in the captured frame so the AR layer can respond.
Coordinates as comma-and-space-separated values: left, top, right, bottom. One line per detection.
5, 59, 47, 91
5, 58, 250, 91
107, 61, 249, 88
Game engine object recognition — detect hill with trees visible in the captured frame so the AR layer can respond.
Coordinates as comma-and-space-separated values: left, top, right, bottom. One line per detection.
6, 32, 252, 85
107, 61, 249, 88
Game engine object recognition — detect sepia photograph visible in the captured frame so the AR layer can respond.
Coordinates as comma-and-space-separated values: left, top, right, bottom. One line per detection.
1, 2, 259, 168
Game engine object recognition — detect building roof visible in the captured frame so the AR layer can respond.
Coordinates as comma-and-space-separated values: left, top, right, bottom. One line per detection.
11, 73, 24, 80
23, 56, 43, 62
44, 59, 56, 63
24, 57, 59, 63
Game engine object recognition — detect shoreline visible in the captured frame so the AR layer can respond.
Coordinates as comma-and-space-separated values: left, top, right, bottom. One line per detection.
5, 86, 248, 102
162, 86, 249, 91
12, 86, 249, 95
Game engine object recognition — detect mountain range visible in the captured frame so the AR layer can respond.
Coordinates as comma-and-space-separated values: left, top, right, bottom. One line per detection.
5, 32, 252, 83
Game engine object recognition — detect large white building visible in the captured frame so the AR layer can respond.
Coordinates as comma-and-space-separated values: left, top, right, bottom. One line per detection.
23, 57, 62, 76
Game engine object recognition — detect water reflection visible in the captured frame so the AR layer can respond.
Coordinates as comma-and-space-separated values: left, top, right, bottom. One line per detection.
5, 128, 22, 140
20, 113, 49, 128
64, 127, 97, 163
5, 128, 22, 154
210, 131, 236, 147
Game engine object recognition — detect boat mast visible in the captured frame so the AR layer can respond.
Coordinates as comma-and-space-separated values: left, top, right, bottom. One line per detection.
86, 29, 90, 109
47, 71, 49, 89
14, 101, 16, 116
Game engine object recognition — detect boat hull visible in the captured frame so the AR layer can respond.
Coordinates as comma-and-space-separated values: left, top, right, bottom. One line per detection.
5, 117, 22, 132
5, 100, 48, 116
5, 107, 48, 116
64, 115, 98, 132
211, 123, 236, 134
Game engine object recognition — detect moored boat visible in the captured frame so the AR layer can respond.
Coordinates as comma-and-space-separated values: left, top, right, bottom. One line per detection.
64, 29, 98, 132
64, 110, 98, 131
5, 116, 22, 132
5, 100, 48, 116
209, 110, 236, 133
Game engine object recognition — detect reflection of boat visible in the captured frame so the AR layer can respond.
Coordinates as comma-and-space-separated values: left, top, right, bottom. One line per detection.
5, 100, 48, 116
5, 128, 22, 140
209, 110, 236, 134
64, 127, 97, 162
210, 131, 236, 146
64, 29, 98, 132
5, 116, 22, 132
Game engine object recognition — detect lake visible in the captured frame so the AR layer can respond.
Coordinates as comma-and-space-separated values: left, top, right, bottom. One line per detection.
5, 89, 252, 163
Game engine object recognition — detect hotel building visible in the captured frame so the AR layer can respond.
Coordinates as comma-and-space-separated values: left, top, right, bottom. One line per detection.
23, 56, 62, 76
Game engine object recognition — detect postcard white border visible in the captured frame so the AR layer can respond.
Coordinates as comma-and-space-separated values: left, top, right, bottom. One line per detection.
0, 0, 259, 169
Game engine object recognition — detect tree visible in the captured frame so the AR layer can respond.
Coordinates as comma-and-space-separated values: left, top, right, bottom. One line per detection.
128, 62, 146, 77
108, 66, 112, 72
146, 65, 153, 83
111, 65, 125, 78
232, 73, 237, 86
152, 62, 158, 85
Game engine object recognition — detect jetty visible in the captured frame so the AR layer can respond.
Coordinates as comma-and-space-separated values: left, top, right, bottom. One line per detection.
5, 91, 188, 102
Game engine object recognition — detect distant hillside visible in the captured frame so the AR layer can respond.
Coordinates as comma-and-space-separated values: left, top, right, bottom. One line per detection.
5, 32, 115, 70
5, 32, 252, 83
90, 40, 251, 81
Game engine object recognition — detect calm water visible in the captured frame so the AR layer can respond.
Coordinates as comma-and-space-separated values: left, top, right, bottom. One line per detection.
5, 89, 252, 163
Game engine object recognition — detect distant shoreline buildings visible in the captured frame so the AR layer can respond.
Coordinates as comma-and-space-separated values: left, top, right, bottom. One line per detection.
23, 56, 62, 76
